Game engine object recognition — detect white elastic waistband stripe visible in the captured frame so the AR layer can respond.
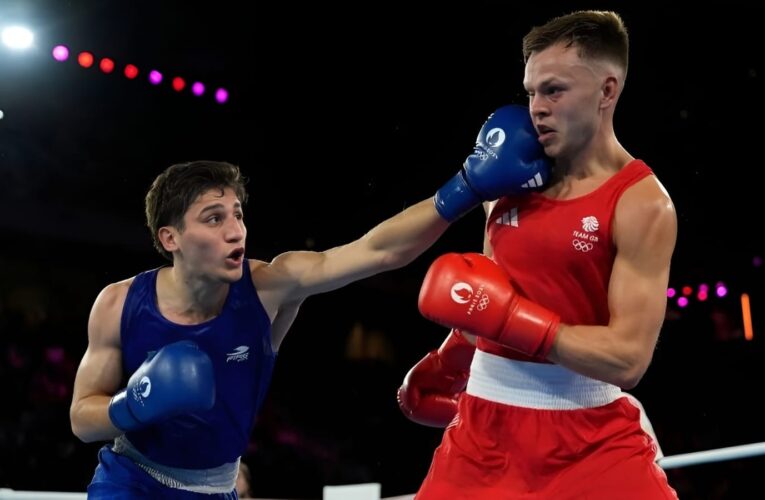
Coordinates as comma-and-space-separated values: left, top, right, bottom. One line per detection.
466, 350, 622, 410
112, 435, 238, 494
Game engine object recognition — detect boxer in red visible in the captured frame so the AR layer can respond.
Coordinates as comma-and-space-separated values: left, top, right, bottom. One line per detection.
401, 10, 678, 499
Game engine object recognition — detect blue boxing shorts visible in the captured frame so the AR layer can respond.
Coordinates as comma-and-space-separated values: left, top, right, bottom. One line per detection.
87, 444, 239, 499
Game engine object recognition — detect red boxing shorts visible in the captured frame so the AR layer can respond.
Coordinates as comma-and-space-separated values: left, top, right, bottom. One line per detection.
415, 351, 677, 499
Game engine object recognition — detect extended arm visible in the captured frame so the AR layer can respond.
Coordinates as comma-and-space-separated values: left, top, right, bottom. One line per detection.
260, 106, 551, 304
265, 198, 448, 301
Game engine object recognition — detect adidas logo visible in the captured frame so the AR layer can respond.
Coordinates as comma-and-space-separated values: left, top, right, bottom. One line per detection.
495, 207, 518, 227
521, 172, 545, 189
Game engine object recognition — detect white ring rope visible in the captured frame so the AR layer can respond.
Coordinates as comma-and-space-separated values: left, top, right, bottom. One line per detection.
0, 490, 86, 499
657, 441, 765, 469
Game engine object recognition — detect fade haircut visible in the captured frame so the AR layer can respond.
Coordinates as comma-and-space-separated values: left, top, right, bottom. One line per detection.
522, 10, 629, 77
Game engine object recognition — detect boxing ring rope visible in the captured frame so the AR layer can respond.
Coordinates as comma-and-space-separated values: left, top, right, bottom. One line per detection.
3, 442, 765, 500
0, 491, 86, 500
656, 441, 765, 470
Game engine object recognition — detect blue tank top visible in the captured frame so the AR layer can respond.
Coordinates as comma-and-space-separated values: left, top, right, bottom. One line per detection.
119, 259, 276, 469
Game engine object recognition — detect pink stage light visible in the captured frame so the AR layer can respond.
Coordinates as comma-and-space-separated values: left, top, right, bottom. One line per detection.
52, 45, 69, 61
215, 88, 229, 104
148, 70, 163, 85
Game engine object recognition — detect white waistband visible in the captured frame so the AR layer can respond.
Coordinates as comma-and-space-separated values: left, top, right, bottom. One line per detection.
112, 435, 238, 494
466, 350, 622, 410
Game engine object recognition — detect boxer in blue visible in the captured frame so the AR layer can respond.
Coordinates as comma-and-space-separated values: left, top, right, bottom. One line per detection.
69, 105, 550, 498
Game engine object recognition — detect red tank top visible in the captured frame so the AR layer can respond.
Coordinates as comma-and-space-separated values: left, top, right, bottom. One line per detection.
482, 159, 653, 361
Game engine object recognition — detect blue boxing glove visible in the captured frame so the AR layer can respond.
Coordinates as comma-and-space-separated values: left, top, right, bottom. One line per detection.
435, 105, 551, 222
108, 340, 215, 432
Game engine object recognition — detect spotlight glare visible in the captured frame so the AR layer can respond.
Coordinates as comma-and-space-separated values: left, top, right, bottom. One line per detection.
2, 26, 34, 49
677, 297, 689, 308
666, 287, 676, 298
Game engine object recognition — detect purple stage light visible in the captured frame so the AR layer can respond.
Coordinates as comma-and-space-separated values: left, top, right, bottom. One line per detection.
52, 45, 69, 61
215, 88, 229, 104
149, 70, 163, 85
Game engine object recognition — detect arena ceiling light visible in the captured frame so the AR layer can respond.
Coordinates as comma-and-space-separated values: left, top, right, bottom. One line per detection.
1, 25, 34, 49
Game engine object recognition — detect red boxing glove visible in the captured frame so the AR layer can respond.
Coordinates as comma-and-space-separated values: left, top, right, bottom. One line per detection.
418, 253, 560, 359
397, 329, 475, 428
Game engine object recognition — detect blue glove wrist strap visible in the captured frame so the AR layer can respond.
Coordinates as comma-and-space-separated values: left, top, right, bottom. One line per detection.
434, 170, 481, 222
108, 389, 141, 432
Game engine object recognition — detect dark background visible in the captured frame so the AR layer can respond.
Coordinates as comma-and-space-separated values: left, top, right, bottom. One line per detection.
1, 1, 764, 498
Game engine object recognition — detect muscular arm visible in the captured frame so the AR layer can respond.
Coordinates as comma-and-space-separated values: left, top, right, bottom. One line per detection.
271, 299, 302, 351
70, 282, 128, 442
258, 106, 548, 335
262, 198, 449, 303
547, 177, 677, 388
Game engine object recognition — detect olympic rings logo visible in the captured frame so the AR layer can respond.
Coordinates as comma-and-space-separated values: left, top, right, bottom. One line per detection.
572, 239, 594, 252
476, 294, 490, 311
474, 148, 489, 161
